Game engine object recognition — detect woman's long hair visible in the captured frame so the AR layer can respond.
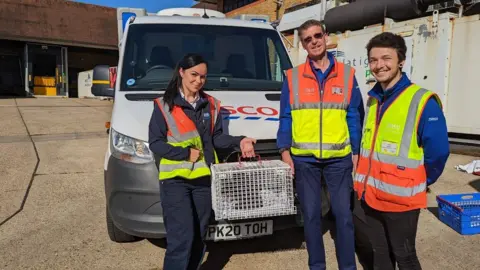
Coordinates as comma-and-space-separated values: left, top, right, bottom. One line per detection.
163, 53, 208, 111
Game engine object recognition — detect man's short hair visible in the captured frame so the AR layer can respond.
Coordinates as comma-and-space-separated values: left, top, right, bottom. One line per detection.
366, 32, 407, 62
298, 19, 326, 36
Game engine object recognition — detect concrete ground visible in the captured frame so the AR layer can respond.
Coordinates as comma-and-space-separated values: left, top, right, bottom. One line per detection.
0, 97, 479, 270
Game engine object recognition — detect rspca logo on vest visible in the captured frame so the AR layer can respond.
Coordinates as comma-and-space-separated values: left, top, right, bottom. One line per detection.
332, 87, 343, 95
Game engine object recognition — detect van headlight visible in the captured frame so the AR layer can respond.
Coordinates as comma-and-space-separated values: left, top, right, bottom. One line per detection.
110, 128, 153, 164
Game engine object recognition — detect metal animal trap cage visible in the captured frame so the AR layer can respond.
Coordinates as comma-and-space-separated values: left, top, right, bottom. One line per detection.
210, 155, 296, 221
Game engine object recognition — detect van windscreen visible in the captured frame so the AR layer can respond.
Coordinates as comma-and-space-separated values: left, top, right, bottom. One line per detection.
119, 23, 292, 91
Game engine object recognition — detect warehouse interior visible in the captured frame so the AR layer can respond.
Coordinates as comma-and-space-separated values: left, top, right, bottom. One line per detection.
0, 0, 119, 98
0, 40, 118, 98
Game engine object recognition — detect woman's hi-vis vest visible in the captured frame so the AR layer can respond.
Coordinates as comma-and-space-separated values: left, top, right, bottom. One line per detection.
285, 59, 354, 159
154, 94, 220, 181
354, 84, 442, 212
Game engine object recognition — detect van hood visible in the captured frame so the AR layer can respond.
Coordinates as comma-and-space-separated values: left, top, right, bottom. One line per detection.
110, 91, 282, 143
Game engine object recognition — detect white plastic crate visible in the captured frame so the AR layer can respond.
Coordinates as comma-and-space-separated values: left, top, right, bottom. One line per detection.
210, 158, 296, 221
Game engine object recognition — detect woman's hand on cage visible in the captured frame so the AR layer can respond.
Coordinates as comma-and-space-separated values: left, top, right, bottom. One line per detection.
240, 137, 257, 158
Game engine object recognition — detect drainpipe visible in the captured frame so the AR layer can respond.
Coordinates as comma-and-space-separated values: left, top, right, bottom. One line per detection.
294, 29, 299, 48
275, 0, 284, 21
322, 0, 327, 19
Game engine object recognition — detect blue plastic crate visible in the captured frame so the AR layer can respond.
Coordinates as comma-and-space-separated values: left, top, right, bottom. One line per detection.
436, 193, 480, 235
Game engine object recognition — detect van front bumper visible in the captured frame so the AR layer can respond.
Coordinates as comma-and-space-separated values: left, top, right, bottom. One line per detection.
105, 156, 166, 238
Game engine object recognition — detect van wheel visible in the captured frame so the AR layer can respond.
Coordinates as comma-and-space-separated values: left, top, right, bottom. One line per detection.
106, 207, 137, 243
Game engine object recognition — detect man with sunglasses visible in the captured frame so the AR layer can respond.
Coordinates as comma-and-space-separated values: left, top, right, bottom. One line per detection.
277, 19, 364, 270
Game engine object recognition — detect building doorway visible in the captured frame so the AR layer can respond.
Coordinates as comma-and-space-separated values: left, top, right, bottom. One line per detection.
26, 44, 68, 96
0, 40, 25, 97
0, 53, 24, 97
66, 46, 118, 98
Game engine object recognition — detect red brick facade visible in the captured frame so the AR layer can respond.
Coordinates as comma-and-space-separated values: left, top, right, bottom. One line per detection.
210, 0, 313, 21
192, 1, 219, 10
0, 0, 117, 49
211, 0, 314, 49
198, 0, 314, 44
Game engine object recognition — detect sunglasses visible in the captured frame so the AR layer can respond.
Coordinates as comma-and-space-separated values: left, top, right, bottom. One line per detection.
302, 32, 326, 44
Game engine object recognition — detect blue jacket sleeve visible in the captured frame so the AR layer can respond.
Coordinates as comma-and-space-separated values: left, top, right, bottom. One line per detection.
212, 112, 245, 149
276, 79, 292, 150
417, 97, 450, 186
346, 76, 365, 155
148, 101, 190, 161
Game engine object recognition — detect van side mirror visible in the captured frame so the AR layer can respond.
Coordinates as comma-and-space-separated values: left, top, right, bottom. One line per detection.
91, 65, 115, 97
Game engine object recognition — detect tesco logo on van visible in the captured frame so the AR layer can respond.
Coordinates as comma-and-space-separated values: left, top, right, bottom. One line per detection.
221, 105, 279, 121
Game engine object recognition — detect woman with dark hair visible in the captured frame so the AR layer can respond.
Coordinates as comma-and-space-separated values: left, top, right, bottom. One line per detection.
148, 53, 257, 270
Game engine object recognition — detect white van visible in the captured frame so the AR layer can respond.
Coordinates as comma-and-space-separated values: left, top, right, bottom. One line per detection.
91, 7, 330, 243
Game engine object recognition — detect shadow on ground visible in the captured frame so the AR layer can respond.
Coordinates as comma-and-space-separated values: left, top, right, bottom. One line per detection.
427, 207, 439, 218
469, 178, 480, 192
147, 216, 337, 270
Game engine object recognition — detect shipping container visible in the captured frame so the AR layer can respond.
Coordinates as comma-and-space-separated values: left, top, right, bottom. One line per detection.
288, 10, 480, 139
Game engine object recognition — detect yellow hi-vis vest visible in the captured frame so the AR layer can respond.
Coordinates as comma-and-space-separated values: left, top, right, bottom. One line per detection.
155, 96, 220, 181
285, 60, 355, 159
354, 84, 442, 212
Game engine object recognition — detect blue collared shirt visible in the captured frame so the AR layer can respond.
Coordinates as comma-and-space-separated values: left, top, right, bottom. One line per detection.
179, 88, 200, 109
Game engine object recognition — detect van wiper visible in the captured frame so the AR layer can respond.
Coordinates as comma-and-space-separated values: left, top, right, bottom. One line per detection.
125, 87, 153, 90
258, 88, 281, 91
124, 85, 167, 91
125, 93, 164, 101
204, 87, 280, 91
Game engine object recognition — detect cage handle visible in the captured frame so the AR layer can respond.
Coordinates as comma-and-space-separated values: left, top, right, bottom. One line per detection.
237, 153, 262, 165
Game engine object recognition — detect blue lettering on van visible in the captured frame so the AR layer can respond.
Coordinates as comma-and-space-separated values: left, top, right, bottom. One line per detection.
223, 116, 279, 121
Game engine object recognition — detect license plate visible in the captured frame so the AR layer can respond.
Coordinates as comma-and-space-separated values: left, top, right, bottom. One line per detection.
205, 220, 273, 241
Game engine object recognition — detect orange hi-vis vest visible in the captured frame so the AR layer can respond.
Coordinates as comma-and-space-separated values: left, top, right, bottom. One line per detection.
154, 93, 220, 180
285, 58, 355, 159
354, 84, 442, 212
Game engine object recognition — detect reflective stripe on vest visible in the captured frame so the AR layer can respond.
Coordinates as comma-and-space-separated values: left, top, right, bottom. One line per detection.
287, 60, 353, 159
209, 97, 221, 164
209, 97, 220, 132
354, 173, 426, 198
354, 84, 442, 212
155, 95, 219, 180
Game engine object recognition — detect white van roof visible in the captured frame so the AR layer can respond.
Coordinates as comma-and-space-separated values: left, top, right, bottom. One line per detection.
131, 15, 275, 30
156, 7, 226, 18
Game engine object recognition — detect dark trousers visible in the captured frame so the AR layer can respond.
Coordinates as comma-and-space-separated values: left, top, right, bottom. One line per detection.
160, 177, 212, 270
353, 214, 374, 270
294, 159, 356, 270
363, 202, 422, 270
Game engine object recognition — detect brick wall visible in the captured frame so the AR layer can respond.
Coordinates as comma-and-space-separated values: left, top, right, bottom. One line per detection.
284, 33, 295, 44
223, 0, 313, 21
192, 1, 219, 10
0, 0, 117, 49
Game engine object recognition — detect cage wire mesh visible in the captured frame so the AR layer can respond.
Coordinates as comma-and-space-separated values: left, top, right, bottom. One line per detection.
211, 158, 296, 221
